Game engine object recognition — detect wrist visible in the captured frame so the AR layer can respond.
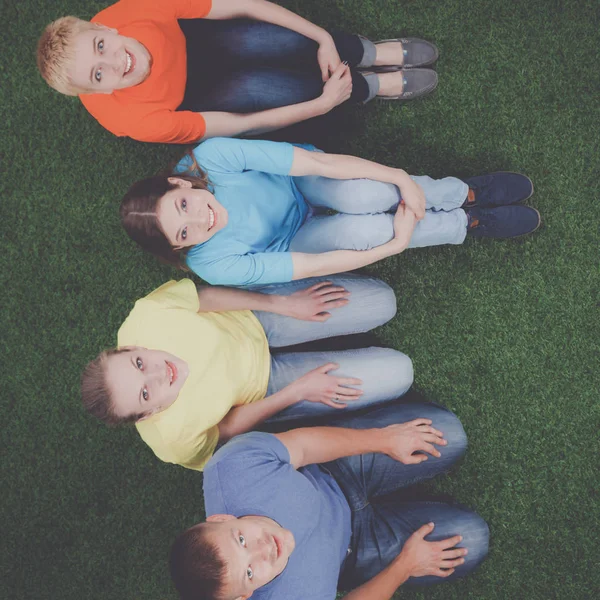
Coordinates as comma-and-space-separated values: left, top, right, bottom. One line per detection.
315, 30, 334, 46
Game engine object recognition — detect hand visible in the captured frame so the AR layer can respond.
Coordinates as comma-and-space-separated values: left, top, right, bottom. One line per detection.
379, 419, 447, 464
293, 363, 363, 409
320, 62, 353, 112
398, 177, 426, 221
392, 203, 417, 249
398, 523, 467, 578
317, 36, 342, 81
279, 281, 350, 321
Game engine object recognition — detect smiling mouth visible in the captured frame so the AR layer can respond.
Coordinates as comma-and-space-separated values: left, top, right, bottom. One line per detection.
166, 361, 177, 385
124, 50, 134, 76
207, 205, 216, 231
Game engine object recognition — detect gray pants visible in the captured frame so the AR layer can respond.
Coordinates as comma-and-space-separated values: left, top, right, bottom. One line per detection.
252, 274, 414, 422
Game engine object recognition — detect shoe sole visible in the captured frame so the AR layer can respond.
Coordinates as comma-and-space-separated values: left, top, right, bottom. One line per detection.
466, 171, 535, 207
373, 38, 440, 68
375, 69, 439, 101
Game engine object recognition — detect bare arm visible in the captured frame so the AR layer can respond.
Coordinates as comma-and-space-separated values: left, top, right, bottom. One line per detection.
201, 64, 351, 138
290, 147, 427, 219
196, 281, 350, 321
217, 364, 363, 442
291, 205, 417, 280
275, 419, 446, 469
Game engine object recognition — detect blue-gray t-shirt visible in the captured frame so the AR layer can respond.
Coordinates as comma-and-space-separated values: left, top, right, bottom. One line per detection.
203, 432, 352, 600
175, 137, 316, 287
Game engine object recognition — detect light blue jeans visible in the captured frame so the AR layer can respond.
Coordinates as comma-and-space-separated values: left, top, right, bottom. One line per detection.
252, 274, 414, 422
290, 175, 469, 252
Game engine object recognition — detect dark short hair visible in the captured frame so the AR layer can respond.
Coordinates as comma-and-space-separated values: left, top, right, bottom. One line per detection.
80, 348, 144, 426
170, 523, 230, 600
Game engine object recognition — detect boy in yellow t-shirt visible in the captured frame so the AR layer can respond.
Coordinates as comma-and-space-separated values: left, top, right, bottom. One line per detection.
81, 275, 414, 470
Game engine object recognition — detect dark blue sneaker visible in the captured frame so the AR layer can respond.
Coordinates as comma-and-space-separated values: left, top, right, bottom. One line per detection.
467, 206, 541, 238
463, 172, 533, 208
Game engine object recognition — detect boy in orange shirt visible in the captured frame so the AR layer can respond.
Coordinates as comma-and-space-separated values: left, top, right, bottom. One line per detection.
37, 0, 439, 143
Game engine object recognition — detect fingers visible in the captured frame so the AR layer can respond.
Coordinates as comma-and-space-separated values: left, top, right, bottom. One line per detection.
420, 442, 441, 458
414, 522, 436, 539
334, 386, 363, 399
321, 63, 329, 82
308, 312, 331, 322
423, 433, 447, 446
317, 362, 339, 373
321, 399, 348, 409
433, 568, 455, 578
305, 281, 334, 293
317, 290, 350, 302
331, 61, 347, 78
336, 376, 363, 386
409, 419, 433, 427
404, 453, 428, 464
442, 548, 468, 560
438, 534, 463, 549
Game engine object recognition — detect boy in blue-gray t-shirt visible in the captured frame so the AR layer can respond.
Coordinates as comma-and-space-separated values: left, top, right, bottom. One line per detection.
170, 402, 489, 600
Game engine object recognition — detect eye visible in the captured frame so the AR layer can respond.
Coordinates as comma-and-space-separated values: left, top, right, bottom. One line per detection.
181, 227, 187, 241
181, 199, 187, 210
142, 387, 149, 402
246, 566, 253, 580
238, 534, 246, 547
97, 39, 104, 52
136, 357, 143, 370
94, 69, 102, 82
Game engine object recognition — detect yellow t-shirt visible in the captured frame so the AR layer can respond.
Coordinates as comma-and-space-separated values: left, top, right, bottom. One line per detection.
117, 280, 270, 470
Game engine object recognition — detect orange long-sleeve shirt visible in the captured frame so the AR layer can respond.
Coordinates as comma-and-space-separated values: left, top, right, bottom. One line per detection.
80, 0, 212, 143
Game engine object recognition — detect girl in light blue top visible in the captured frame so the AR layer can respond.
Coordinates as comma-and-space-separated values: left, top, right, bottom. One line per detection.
120, 137, 538, 288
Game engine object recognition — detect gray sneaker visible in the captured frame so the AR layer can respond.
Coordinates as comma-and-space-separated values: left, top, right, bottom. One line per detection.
374, 37, 439, 69
375, 68, 438, 101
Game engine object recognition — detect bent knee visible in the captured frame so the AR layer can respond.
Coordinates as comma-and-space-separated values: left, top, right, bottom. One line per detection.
364, 278, 397, 326
457, 512, 490, 573
429, 406, 468, 460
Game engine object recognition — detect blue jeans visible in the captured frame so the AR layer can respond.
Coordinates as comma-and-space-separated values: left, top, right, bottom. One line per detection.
178, 19, 378, 113
320, 402, 489, 589
252, 274, 414, 421
290, 175, 470, 252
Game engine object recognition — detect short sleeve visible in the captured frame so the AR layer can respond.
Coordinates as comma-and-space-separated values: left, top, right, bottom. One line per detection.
125, 109, 207, 144
144, 279, 200, 311
137, 421, 219, 471
186, 251, 294, 286
101, 0, 212, 21
204, 432, 293, 514
178, 138, 295, 176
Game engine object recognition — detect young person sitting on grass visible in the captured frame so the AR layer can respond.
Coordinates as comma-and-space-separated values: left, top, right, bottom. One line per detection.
120, 137, 541, 288
170, 399, 489, 600
81, 277, 414, 470
36, 0, 440, 144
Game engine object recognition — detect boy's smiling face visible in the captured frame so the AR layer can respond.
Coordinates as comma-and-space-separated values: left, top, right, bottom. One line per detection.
70, 25, 151, 93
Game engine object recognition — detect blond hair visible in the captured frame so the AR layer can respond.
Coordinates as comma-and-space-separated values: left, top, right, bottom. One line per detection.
37, 16, 97, 95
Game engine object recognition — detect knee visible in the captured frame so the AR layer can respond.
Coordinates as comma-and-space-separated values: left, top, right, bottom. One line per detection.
365, 279, 397, 326
430, 407, 468, 461
455, 512, 490, 574
384, 351, 414, 395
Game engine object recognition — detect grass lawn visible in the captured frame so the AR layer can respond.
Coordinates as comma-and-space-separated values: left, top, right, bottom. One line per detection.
1, 0, 599, 598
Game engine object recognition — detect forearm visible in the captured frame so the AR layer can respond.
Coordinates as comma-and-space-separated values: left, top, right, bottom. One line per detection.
291, 241, 405, 280
202, 98, 327, 138
217, 386, 300, 442
342, 554, 412, 600
276, 426, 382, 468
209, 0, 331, 44
197, 285, 284, 314
290, 148, 412, 190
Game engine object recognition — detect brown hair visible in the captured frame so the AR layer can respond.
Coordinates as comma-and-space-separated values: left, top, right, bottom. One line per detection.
170, 523, 230, 600
80, 348, 144, 425
36, 16, 97, 95
120, 153, 211, 268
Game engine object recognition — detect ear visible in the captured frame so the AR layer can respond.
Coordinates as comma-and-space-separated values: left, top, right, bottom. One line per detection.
167, 177, 193, 188
206, 514, 236, 523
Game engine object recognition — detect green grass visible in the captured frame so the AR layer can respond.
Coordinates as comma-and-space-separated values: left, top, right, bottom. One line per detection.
2, 0, 599, 598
